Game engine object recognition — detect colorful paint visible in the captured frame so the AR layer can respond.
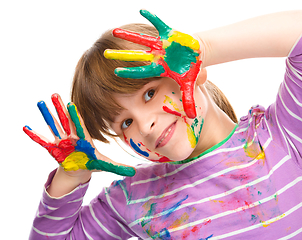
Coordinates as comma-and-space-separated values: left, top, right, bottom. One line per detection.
67, 103, 85, 139
104, 9, 201, 119
164, 95, 182, 113
51, 94, 71, 135
130, 138, 150, 157
162, 106, 182, 117
24, 99, 136, 177
185, 118, 204, 148
37, 101, 61, 139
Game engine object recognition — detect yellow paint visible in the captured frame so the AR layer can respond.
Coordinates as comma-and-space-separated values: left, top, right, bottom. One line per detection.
164, 95, 182, 112
168, 31, 200, 51
212, 199, 224, 204
104, 49, 154, 62
256, 151, 266, 165
61, 151, 89, 171
170, 212, 189, 228
261, 213, 285, 227
186, 123, 197, 148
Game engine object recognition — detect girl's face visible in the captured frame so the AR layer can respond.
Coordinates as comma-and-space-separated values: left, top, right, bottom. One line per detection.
110, 77, 208, 163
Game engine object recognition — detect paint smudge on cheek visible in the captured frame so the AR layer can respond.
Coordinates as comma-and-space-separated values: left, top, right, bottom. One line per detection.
186, 123, 197, 148
163, 106, 182, 117
164, 95, 183, 113
123, 133, 130, 145
185, 118, 204, 148
130, 138, 150, 157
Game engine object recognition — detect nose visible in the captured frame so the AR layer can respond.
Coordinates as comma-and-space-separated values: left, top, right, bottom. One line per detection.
136, 113, 156, 137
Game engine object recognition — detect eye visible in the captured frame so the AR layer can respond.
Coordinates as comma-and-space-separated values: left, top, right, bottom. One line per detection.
144, 89, 155, 102
121, 119, 133, 130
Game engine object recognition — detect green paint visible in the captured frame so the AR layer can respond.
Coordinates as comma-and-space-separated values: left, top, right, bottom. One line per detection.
191, 118, 204, 144
115, 63, 165, 79
141, 203, 157, 227
164, 41, 198, 75
140, 10, 172, 39
170, 124, 239, 165
66, 103, 135, 177
86, 158, 136, 177
67, 103, 86, 139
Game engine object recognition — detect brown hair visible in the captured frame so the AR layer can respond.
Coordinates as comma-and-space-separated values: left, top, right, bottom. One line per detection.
71, 23, 237, 143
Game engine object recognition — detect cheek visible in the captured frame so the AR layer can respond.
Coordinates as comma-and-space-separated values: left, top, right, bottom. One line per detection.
123, 133, 173, 163
162, 92, 204, 148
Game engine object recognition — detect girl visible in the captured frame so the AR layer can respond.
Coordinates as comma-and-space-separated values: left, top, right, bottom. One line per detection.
25, 9, 302, 239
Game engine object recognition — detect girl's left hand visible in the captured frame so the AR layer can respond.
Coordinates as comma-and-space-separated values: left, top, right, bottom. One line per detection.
104, 9, 202, 119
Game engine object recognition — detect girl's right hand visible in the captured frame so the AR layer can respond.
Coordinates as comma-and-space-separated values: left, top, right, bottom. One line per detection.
23, 93, 136, 178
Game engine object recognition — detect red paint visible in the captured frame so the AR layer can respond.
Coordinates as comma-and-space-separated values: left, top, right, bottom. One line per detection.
113, 28, 164, 52
162, 105, 182, 117
51, 94, 71, 135
123, 133, 130, 146
138, 142, 152, 152
150, 156, 172, 163
159, 59, 202, 119
23, 126, 75, 163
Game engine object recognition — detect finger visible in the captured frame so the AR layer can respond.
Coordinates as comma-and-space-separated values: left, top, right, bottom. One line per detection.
37, 101, 63, 139
23, 125, 54, 150
51, 93, 71, 136
115, 63, 165, 79
112, 28, 162, 50
67, 103, 85, 139
104, 49, 154, 62
140, 9, 172, 39
86, 158, 136, 177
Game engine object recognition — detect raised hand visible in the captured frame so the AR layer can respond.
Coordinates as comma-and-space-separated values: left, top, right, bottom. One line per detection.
104, 9, 202, 119
23, 94, 136, 177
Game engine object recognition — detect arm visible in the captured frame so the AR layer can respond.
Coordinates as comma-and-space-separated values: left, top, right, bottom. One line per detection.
25, 94, 136, 239
197, 10, 302, 68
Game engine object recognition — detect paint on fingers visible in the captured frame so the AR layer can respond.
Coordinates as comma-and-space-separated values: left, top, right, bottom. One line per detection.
51, 94, 71, 135
37, 101, 61, 139
67, 103, 85, 139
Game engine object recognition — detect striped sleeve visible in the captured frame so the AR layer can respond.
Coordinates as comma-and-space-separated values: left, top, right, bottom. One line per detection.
77, 179, 137, 239
29, 170, 136, 239
29, 169, 89, 239
267, 35, 302, 165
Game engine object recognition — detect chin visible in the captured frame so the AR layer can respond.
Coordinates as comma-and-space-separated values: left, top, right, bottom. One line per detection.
162, 146, 195, 162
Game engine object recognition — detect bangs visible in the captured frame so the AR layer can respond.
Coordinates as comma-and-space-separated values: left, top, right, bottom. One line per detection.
71, 23, 159, 142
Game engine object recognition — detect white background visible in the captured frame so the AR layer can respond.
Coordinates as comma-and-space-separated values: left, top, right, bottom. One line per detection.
1, 0, 302, 238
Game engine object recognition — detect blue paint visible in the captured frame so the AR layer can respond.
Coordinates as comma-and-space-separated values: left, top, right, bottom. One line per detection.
199, 234, 214, 240
160, 228, 171, 240
75, 139, 97, 159
25, 125, 32, 130
164, 195, 189, 218
37, 101, 61, 139
130, 138, 149, 157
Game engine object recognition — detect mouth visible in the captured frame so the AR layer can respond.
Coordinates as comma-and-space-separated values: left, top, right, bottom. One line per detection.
155, 121, 177, 149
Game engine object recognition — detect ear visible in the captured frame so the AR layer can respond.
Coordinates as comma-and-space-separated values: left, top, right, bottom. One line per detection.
196, 68, 207, 86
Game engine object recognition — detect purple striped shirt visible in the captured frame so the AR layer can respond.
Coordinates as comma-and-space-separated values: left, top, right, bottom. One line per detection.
29, 35, 302, 239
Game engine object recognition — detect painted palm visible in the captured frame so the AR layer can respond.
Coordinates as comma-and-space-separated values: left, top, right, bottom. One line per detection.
104, 10, 202, 119
23, 94, 136, 177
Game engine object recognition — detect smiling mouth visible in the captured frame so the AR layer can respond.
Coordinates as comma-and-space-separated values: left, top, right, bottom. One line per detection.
155, 121, 177, 148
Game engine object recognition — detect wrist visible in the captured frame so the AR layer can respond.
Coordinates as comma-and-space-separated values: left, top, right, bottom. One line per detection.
47, 167, 92, 198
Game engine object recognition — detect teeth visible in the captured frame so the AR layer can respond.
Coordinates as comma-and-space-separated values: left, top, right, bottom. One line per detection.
158, 127, 172, 146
